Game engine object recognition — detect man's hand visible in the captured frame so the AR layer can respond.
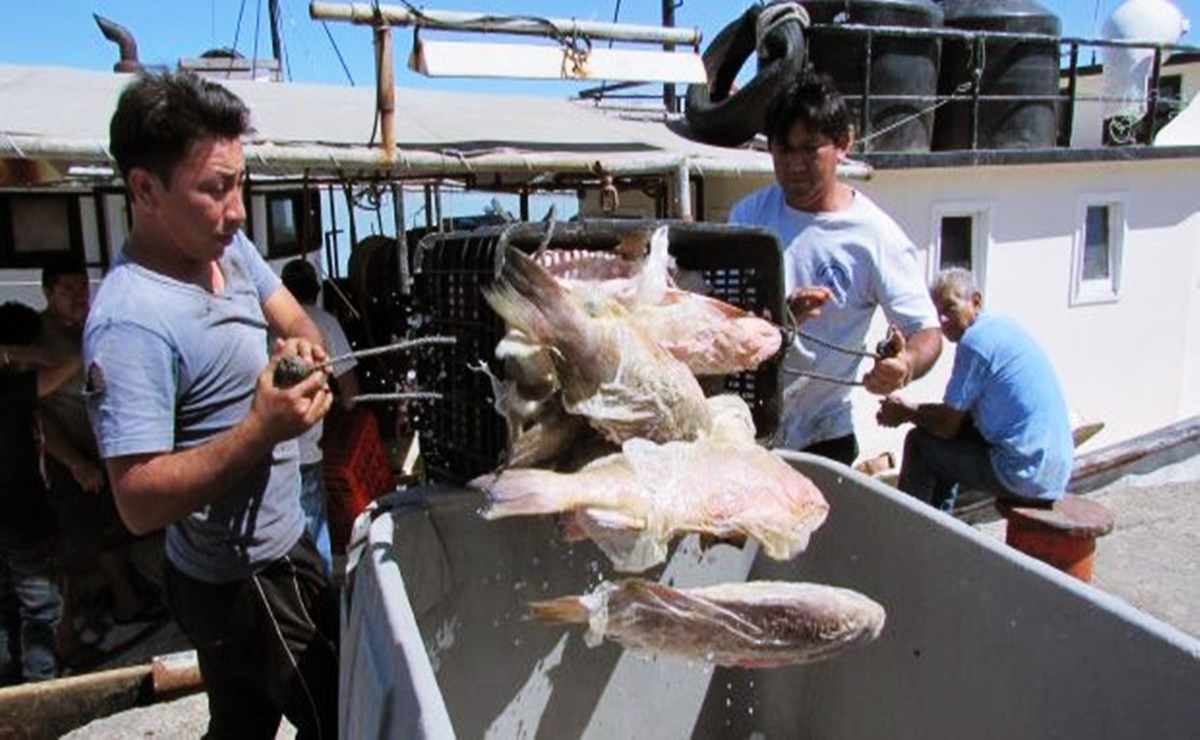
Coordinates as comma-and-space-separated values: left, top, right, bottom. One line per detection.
249, 339, 334, 444
863, 328, 910, 395
876, 395, 915, 428
786, 286, 833, 326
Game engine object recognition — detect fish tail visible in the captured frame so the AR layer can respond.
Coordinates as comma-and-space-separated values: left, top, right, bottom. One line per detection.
469, 469, 575, 518
527, 596, 590, 625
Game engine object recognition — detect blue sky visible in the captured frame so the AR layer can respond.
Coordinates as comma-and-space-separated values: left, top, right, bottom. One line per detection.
3, 1, 1196, 96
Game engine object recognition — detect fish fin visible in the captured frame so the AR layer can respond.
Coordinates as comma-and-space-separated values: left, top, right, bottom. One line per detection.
469, 470, 572, 519
632, 225, 671, 305
527, 596, 590, 625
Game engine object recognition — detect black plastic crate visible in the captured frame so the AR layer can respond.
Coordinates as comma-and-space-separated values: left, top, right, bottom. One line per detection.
410, 218, 784, 482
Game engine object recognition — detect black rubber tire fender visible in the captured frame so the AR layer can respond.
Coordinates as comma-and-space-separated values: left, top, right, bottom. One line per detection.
684, 4, 808, 147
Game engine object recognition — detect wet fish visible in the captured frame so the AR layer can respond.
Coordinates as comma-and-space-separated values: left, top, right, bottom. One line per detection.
472, 398, 829, 572
483, 246, 711, 445
628, 289, 783, 376
543, 227, 782, 376
528, 579, 886, 668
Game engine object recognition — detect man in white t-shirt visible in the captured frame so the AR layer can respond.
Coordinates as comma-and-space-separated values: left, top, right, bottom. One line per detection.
730, 73, 942, 465
281, 259, 360, 573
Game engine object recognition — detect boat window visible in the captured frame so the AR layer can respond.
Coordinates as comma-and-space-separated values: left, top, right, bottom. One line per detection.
265, 190, 321, 259
930, 203, 989, 291
1071, 198, 1124, 306
939, 216, 974, 271
0, 194, 84, 268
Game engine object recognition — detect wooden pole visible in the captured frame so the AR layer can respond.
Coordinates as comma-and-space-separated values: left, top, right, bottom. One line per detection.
374, 25, 396, 161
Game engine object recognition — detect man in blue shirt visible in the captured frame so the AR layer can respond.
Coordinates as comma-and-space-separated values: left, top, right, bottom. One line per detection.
877, 268, 1074, 510
85, 71, 337, 737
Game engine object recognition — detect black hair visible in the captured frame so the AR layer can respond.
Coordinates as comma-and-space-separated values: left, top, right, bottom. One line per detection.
0, 302, 43, 346
281, 259, 321, 304
109, 70, 252, 185
764, 71, 852, 147
41, 255, 88, 290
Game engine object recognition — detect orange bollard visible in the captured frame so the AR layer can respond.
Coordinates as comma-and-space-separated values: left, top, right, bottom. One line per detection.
999, 494, 1115, 582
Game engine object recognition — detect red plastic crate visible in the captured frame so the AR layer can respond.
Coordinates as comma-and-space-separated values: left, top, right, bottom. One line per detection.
321, 408, 395, 552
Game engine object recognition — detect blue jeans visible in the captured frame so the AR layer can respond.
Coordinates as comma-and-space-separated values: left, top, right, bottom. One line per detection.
898, 425, 1011, 512
0, 543, 62, 683
299, 463, 332, 574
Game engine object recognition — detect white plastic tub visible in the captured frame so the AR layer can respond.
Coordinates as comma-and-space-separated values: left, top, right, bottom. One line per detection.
340, 452, 1200, 739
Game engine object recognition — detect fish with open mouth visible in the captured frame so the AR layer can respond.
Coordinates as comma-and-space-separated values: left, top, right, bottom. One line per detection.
483, 245, 711, 445
470, 396, 829, 572
528, 579, 886, 668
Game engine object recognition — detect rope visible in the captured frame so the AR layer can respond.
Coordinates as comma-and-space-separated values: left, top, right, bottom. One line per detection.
756, 1, 810, 56
856, 34, 985, 149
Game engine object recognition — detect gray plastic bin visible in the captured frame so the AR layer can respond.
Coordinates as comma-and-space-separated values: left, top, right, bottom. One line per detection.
340, 452, 1200, 739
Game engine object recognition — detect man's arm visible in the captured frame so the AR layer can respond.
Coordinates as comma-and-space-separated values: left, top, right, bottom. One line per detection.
41, 414, 106, 494
863, 327, 942, 396
877, 395, 966, 440
105, 351, 333, 535
263, 285, 324, 347
2, 344, 81, 396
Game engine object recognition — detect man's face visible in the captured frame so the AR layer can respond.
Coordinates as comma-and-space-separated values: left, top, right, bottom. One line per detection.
932, 284, 981, 343
140, 137, 246, 265
44, 274, 90, 327
769, 120, 850, 211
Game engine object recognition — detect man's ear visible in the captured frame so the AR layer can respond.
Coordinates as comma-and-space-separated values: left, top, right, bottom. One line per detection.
126, 168, 160, 208
836, 128, 856, 160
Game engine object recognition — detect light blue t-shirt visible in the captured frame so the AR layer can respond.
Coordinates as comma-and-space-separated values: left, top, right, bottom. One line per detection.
730, 185, 939, 449
84, 232, 304, 583
944, 312, 1074, 498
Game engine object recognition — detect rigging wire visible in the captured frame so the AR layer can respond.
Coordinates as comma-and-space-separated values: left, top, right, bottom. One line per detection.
271, 0, 292, 81
252, 0, 263, 77
228, 0, 249, 77
322, 21, 356, 86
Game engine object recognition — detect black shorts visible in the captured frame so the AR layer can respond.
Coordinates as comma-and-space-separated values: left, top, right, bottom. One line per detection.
164, 534, 339, 739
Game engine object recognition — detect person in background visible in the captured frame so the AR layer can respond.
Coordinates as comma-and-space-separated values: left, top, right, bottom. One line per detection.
280, 258, 360, 575
728, 72, 942, 466
37, 259, 162, 663
84, 71, 338, 738
0, 301, 78, 684
877, 268, 1074, 510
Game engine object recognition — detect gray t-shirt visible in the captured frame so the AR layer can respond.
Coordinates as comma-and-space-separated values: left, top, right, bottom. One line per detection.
730, 186, 939, 449
295, 302, 356, 466
84, 232, 304, 583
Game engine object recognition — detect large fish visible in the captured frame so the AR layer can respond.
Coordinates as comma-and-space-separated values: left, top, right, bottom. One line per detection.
471, 397, 829, 572
628, 289, 783, 376
483, 246, 711, 445
541, 227, 783, 376
528, 579, 886, 668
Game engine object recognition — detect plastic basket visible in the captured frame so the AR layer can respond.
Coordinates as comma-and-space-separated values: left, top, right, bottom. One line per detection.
410, 218, 784, 482
321, 407, 396, 552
